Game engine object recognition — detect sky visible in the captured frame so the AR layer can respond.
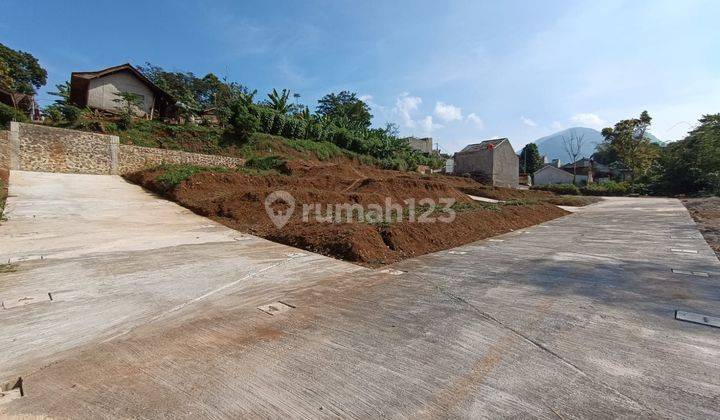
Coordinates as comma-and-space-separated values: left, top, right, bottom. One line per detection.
2, 0, 719, 153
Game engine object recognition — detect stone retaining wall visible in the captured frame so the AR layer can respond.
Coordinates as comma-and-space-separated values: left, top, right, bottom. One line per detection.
1, 129, 9, 217
10, 123, 244, 175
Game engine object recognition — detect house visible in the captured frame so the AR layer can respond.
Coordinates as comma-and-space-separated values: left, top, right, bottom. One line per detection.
533, 164, 575, 186
561, 158, 594, 185
0, 88, 40, 120
69, 63, 177, 119
403, 137, 434, 154
453, 138, 519, 188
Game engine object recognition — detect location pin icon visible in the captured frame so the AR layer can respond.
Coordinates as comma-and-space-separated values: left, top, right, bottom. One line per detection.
264, 190, 296, 229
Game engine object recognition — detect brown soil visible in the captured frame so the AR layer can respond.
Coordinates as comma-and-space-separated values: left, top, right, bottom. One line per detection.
127, 162, 569, 266
683, 197, 720, 258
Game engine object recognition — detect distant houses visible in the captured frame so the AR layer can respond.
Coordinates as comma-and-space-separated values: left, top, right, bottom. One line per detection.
69, 63, 177, 119
404, 137, 434, 154
452, 138, 519, 188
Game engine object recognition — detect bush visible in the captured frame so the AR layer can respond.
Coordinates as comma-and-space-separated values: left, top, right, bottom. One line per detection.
580, 181, 630, 196
0, 103, 28, 128
245, 155, 284, 171
286, 138, 343, 161
229, 101, 260, 140
531, 183, 581, 195
155, 164, 228, 191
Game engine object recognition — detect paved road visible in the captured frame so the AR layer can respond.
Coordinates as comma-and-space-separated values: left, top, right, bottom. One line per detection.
1, 171, 719, 418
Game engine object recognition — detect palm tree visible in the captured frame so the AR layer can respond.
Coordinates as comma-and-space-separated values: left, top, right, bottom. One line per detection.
266, 88, 291, 114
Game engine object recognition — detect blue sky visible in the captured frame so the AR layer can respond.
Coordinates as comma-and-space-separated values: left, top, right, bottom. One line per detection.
2, 0, 719, 153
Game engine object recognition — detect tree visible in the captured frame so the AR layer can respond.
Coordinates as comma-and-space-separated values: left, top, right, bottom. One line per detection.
561, 129, 586, 184
600, 111, 658, 179
519, 143, 543, 176
316, 91, 372, 129
265, 88, 292, 114
657, 114, 720, 195
43, 81, 83, 123
0, 43, 47, 95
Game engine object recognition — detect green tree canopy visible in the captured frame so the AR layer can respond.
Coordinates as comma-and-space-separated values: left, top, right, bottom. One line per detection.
316, 91, 372, 129
599, 111, 658, 178
519, 143, 543, 175
657, 114, 720, 195
0, 43, 47, 94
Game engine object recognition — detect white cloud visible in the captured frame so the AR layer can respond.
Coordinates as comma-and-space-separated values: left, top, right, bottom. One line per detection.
466, 113, 485, 129
394, 93, 423, 128
419, 116, 442, 133
521, 116, 537, 127
359, 94, 373, 103
551, 121, 564, 131
570, 113, 605, 129
434, 101, 463, 122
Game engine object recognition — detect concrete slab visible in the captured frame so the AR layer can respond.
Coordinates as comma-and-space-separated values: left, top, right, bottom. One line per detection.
1, 174, 720, 418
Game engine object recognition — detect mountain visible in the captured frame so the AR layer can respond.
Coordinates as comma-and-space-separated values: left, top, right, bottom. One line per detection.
530, 127, 603, 164
528, 127, 665, 164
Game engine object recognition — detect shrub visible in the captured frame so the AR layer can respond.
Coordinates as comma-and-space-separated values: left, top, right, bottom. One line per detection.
155, 164, 228, 191
580, 181, 630, 196
286, 139, 343, 161
0, 103, 28, 128
531, 183, 580, 195
229, 101, 260, 140
246, 155, 285, 171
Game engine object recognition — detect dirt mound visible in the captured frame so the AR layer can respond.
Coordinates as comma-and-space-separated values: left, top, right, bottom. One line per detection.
683, 197, 720, 258
127, 162, 569, 266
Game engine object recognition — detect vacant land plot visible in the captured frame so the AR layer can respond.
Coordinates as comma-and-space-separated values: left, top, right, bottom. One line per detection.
683, 197, 720, 257
128, 162, 569, 265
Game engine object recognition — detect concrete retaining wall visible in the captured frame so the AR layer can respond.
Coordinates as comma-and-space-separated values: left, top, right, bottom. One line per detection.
9, 123, 244, 175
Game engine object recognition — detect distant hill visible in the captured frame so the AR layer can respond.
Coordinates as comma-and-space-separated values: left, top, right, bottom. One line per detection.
528, 127, 665, 163
530, 127, 603, 164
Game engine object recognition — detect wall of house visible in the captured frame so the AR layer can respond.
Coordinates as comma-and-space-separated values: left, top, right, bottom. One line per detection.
10, 123, 244, 175
407, 137, 433, 154
87, 71, 155, 116
453, 150, 493, 178
491, 142, 519, 188
534, 166, 574, 186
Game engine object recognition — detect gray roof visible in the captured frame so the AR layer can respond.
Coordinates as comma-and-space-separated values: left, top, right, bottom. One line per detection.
458, 138, 508, 154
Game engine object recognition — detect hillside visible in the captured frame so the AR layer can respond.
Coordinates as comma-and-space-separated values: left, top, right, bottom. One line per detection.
531, 127, 603, 163
531, 127, 665, 163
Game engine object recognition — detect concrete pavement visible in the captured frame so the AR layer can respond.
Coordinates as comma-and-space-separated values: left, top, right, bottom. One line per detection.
1, 171, 720, 418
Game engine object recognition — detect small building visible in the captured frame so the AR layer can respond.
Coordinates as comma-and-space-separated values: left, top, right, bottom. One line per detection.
533, 164, 575, 186
69, 63, 177, 119
561, 158, 594, 185
404, 137, 433, 154
453, 138, 519, 188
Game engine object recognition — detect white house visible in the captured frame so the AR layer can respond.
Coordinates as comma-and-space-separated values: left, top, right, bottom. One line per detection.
69, 63, 177, 119
533, 164, 575, 186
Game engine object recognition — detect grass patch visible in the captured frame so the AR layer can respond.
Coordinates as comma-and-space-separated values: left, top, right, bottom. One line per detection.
245, 155, 285, 171
286, 138, 344, 161
155, 164, 229, 190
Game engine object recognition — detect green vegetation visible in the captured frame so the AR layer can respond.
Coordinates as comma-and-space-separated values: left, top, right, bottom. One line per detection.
531, 183, 581, 195
155, 163, 228, 191
519, 143, 543, 175
653, 114, 720, 196
245, 155, 285, 171
0, 102, 28, 128
593, 112, 719, 196
0, 43, 47, 95
580, 181, 630, 196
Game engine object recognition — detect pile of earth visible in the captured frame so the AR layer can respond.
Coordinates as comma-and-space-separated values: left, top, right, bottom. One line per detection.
683, 197, 720, 258
127, 161, 570, 266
